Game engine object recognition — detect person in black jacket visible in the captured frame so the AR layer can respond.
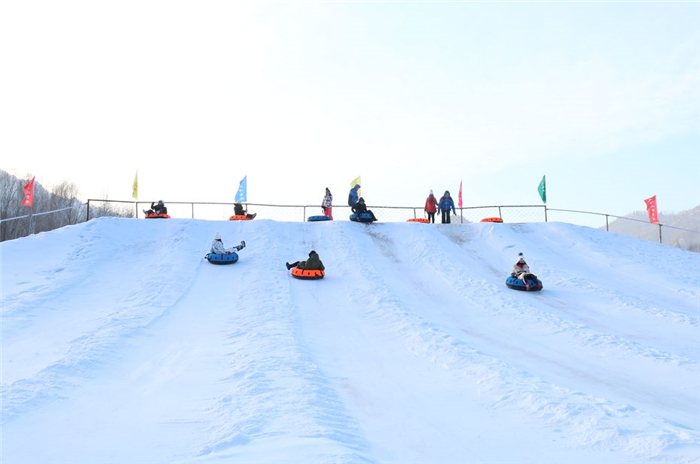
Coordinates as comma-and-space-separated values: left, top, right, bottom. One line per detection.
144, 200, 167, 216
352, 197, 377, 221
286, 250, 325, 270
234, 203, 257, 219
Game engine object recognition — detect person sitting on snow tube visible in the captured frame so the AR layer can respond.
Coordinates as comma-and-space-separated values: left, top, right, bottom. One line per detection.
286, 250, 325, 271
234, 202, 257, 220
211, 232, 245, 254
351, 197, 377, 222
144, 200, 168, 216
511, 253, 538, 290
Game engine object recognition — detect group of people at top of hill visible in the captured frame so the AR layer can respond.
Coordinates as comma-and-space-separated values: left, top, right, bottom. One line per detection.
424, 190, 456, 224
326, 185, 455, 224
150, 186, 455, 224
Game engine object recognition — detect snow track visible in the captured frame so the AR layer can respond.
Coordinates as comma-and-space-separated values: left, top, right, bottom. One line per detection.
1, 218, 698, 463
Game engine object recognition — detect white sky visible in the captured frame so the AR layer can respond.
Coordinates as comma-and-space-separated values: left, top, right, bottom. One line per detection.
2, 1, 699, 217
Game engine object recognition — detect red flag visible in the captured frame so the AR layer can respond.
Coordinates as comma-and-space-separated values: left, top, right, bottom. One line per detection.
644, 195, 659, 223
21, 177, 35, 207
458, 180, 463, 208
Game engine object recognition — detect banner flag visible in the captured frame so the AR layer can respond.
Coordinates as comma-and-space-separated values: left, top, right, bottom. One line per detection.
235, 176, 247, 202
21, 177, 35, 207
458, 180, 463, 208
644, 195, 659, 223
132, 171, 138, 200
350, 175, 361, 197
538, 175, 547, 204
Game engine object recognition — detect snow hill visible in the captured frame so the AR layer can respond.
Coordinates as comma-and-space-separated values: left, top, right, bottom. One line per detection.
1, 218, 699, 464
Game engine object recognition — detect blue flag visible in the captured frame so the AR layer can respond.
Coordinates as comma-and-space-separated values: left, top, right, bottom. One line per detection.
235, 176, 247, 202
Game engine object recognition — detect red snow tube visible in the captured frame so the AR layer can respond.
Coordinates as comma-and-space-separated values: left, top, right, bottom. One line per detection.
229, 215, 252, 221
481, 217, 503, 223
145, 213, 171, 219
407, 218, 429, 223
290, 267, 325, 280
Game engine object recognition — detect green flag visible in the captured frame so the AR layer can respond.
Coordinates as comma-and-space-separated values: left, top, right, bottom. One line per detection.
538, 175, 546, 204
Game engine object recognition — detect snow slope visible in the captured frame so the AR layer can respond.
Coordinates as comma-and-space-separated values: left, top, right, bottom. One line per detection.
2, 217, 699, 464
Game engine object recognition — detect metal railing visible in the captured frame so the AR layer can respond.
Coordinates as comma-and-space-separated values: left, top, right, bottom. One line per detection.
4, 199, 697, 250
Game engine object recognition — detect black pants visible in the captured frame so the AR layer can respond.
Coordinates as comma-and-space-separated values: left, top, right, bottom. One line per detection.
441, 210, 451, 224
427, 212, 435, 223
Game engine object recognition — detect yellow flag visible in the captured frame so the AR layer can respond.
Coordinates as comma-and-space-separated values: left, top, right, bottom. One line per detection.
350, 175, 361, 197
132, 171, 138, 199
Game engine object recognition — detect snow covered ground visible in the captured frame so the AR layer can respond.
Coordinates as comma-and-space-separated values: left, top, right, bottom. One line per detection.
2, 217, 699, 464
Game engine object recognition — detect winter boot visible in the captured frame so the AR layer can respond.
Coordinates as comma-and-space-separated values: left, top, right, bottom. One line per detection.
285, 262, 292, 270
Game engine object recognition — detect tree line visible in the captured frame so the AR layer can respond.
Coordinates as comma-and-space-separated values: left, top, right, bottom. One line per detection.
0, 170, 132, 242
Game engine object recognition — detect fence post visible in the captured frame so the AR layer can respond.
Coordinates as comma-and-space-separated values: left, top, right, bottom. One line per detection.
544, 206, 548, 222
659, 224, 663, 244
303, 206, 306, 222
498, 206, 502, 219
191, 203, 194, 219
605, 215, 609, 232
86, 200, 91, 222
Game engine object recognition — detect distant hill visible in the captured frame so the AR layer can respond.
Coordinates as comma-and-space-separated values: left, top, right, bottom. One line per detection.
606, 205, 700, 252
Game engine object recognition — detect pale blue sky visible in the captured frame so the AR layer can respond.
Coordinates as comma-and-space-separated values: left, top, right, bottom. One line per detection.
2, 1, 698, 222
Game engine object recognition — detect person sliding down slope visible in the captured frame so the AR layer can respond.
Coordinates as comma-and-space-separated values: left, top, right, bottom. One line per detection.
211, 232, 245, 255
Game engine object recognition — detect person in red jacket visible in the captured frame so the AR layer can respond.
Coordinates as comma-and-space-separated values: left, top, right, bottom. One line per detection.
424, 190, 438, 223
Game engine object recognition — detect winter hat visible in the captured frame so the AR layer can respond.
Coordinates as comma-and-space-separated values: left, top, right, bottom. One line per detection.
309, 250, 316, 256
214, 232, 221, 240
444, 191, 450, 196
517, 252, 525, 262
430, 189, 434, 195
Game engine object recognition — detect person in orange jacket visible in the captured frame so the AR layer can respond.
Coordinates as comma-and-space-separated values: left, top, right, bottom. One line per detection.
424, 190, 438, 223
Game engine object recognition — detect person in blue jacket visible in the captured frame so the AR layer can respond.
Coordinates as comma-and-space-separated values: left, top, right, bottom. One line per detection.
348, 184, 361, 207
438, 191, 456, 224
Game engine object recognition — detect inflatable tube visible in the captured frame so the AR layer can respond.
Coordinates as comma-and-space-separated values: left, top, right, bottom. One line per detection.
505, 275, 543, 291
349, 213, 376, 223
308, 215, 332, 222
407, 218, 429, 223
145, 213, 171, 219
290, 267, 325, 280
481, 217, 503, 223
205, 252, 239, 264
229, 215, 252, 221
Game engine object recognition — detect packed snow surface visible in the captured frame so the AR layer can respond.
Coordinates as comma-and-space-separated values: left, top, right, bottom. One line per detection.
2, 218, 699, 463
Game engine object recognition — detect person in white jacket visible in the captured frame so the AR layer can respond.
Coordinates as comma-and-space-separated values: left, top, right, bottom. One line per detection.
511, 253, 536, 288
321, 188, 333, 219
211, 232, 245, 255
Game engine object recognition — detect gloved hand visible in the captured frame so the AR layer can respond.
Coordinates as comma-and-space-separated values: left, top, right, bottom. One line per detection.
240, 240, 246, 248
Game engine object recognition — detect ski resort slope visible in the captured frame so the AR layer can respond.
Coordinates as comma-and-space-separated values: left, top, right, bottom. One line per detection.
1, 217, 699, 464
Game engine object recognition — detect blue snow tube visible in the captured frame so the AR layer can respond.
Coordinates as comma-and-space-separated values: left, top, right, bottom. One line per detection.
505, 275, 543, 291
308, 215, 332, 222
205, 252, 239, 265
349, 213, 376, 223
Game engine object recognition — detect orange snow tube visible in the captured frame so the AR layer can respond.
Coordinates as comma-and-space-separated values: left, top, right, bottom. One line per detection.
229, 215, 252, 221
481, 217, 503, 223
290, 267, 325, 280
407, 218, 429, 223
145, 213, 171, 219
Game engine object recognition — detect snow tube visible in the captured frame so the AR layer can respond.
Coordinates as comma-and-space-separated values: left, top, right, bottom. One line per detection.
308, 215, 332, 222
407, 218, 429, 223
349, 213, 376, 223
205, 252, 239, 264
229, 215, 252, 221
481, 217, 503, 223
505, 275, 543, 291
145, 213, 171, 219
290, 267, 325, 280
